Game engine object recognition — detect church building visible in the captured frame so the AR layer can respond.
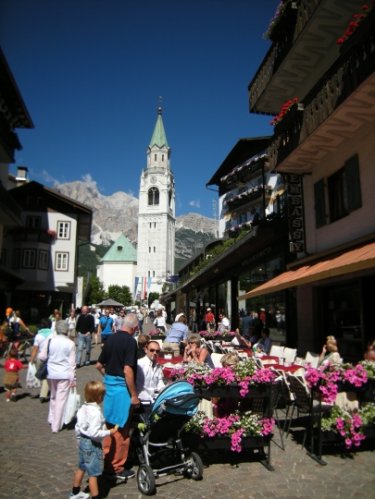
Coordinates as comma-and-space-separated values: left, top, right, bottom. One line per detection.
136, 106, 176, 297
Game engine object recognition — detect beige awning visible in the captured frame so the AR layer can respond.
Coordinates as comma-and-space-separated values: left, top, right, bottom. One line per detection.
239, 241, 375, 300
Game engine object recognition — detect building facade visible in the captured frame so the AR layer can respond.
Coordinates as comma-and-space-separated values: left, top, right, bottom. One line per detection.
4, 181, 92, 321
136, 107, 175, 297
244, 0, 375, 360
97, 233, 137, 293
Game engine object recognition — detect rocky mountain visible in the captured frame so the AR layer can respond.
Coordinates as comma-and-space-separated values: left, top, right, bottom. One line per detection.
54, 177, 217, 262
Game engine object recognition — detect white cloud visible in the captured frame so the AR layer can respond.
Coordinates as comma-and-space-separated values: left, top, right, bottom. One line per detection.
41, 170, 61, 186
189, 200, 201, 209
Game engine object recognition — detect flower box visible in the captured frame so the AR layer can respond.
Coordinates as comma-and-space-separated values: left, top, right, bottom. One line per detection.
182, 433, 268, 452
274, 102, 304, 133
195, 383, 271, 400
338, 7, 375, 54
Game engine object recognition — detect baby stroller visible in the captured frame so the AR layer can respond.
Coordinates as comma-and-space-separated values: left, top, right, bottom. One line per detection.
132, 380, 203, 495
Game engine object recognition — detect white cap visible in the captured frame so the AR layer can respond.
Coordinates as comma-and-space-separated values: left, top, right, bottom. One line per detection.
175, 313, 186, 321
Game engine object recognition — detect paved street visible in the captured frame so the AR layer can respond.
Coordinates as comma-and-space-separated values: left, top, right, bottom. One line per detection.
1, 343, 374, 499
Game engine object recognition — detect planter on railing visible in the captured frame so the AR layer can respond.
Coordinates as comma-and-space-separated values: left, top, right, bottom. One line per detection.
274, 102, 304, 134
337, 6, 375, 54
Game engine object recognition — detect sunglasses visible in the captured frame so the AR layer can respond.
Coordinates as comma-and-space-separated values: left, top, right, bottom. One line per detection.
149, 348, 160, 353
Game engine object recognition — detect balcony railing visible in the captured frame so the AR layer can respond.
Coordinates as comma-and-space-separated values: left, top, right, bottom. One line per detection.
249, 0, 319, 113
8, 227, 55, 244
268, 27, 375, 171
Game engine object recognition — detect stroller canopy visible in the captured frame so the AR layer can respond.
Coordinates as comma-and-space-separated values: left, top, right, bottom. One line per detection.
151, 380, 200, 418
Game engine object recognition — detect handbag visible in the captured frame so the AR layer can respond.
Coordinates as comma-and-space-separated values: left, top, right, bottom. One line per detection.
35, 339, 51, 380
63, 387, 81, 425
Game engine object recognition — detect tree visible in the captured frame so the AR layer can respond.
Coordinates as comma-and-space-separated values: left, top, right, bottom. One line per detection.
106, 285, 132, 306
148, 292, 160, 307
86, 275, 105, 305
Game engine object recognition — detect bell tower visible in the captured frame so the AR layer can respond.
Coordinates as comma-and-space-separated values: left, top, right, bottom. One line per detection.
136, 105, 175, 297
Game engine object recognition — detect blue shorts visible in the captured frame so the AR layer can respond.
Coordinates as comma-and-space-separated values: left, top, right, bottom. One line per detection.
78, 435, 103, 477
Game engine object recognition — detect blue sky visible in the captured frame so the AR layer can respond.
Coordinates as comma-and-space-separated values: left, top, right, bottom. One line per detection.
1, 0, 278, 218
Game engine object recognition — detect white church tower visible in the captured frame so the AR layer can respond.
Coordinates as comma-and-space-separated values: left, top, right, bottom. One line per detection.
136, 106, 175, 298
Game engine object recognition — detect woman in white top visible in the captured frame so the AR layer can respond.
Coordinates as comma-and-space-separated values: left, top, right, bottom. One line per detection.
39, 320, 76, 433
153, 309, 166, 333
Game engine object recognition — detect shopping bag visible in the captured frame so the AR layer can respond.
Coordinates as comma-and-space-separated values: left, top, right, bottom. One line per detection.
63, 387, 81, 425
26, 362, 41, 389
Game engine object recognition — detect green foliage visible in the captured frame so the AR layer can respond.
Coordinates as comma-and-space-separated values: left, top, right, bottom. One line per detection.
86, 275, 105, 305
148, 292, 160, 307
106, 285, 132, 306
181, 227, 252, 283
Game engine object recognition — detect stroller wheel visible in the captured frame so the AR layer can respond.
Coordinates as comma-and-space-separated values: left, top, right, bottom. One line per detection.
137, 464, 156, 495
184, 451, 203, 480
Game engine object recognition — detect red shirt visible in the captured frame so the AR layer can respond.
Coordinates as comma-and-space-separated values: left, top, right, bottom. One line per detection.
4, 359, 24, 373
205, 312, 215, 324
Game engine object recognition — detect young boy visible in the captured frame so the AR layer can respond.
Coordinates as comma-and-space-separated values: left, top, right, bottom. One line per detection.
70, 380, 118, 499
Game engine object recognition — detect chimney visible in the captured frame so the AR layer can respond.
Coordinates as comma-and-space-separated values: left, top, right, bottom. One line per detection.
16, 166, 28, 183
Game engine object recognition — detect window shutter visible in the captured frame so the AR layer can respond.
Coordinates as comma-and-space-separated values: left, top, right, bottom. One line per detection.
345, 154, 362, 211
314, 179, 326, 228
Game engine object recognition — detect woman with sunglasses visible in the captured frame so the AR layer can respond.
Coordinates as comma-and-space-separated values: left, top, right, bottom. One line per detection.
183, 333, 214, 368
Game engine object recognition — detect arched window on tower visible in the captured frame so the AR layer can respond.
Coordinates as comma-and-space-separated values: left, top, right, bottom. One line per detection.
148, 187, 159, 205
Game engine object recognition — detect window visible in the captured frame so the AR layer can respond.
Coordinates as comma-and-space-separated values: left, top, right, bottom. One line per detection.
148, 270, 150, 277
154, 154, 157, 161
314, 179, 326, 228
149, 247, 151, 253
153, 270, 155, 277
22, 249, 36, 268
12, 249, 21, 269
153, 246, 156, 252
154, 222, 156, 228
148, 187, 159, 205
38, 250, 49, 270
25, 215, 41, 228
57, 221, 71, 239
55, 252, 69, 271
315, 154, 362, 226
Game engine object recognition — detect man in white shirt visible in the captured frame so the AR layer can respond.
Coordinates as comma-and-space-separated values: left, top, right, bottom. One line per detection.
136, 341, 165, 403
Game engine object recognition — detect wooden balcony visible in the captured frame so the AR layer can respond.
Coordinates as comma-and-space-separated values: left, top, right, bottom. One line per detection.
268, 26, 375, 173
248, 0, 365, 115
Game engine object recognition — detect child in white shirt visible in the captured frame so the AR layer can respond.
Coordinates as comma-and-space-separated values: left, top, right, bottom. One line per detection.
70, 380, 118, 499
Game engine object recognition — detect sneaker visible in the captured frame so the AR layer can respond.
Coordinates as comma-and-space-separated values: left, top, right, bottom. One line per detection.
115, 468, 135, 481
69, 491, 90, 499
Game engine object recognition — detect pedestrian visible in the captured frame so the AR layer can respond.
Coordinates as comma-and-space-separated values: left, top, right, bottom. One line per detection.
70, 380, 118, 499
29, 318, 52, 403
39, 320, 76, 432
75, 305, 96, 367
3, 348, 24, 401
98, 308, 114, 345
95, 312, 140, 482
66, 310, 77, 341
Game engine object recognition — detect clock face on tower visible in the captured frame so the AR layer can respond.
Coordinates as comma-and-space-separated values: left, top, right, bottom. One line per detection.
150, 176, 157, 184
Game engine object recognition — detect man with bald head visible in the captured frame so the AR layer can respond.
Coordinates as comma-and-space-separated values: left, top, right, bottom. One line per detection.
75, 305, 95, 367
96, 313, 140, 482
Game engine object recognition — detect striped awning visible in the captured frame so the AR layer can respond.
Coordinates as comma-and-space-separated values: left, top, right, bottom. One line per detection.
239, 241, 375, 300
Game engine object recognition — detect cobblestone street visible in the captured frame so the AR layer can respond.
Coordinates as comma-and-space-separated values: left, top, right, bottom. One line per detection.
1, 344, 374, 499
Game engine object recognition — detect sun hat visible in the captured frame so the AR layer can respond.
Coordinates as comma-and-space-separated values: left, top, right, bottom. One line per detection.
175, 313, 186, 322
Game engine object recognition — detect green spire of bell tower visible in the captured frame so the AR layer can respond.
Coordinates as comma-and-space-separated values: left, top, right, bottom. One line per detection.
149, 105, 169, 149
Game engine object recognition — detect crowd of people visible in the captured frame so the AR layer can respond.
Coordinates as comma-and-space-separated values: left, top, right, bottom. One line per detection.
2, 303, 375, 498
